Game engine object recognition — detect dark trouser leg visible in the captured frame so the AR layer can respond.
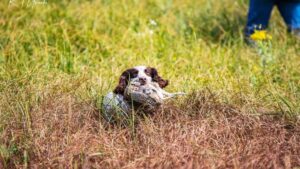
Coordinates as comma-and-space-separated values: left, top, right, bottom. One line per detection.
245, 0, 275, 37
276, 1, 300, 37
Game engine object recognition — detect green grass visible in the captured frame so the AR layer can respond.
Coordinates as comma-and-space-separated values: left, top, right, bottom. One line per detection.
0, 0, 300, 167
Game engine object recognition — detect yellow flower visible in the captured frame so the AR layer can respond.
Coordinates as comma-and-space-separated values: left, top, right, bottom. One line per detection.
250, 30, 272, 41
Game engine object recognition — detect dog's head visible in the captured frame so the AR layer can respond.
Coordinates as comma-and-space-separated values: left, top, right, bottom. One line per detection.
113, 66, 169, 95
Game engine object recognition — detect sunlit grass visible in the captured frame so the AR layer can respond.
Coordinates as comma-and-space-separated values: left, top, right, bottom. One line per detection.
0, 0, 299, 167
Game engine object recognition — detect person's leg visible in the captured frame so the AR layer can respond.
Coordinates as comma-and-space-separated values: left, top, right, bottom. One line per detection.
276, 1, 300, 37
245, 0, 275, 37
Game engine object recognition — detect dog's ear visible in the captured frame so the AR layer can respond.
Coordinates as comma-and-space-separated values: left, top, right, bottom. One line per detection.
149, 67, 169, 88
113, 75, 127, 95
113, 68, 138, 95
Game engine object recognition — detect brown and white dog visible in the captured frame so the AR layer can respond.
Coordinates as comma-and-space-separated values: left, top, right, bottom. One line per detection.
102, 66, 170, 120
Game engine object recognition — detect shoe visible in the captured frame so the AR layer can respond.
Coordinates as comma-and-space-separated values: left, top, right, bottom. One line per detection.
250, 30, 272, 41
244, 30, 272, 46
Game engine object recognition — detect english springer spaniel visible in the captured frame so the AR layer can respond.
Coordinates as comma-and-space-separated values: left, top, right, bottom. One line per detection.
102, 66, 170, 121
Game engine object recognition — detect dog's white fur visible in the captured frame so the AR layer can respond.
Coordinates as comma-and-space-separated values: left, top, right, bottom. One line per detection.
133, 65, 152, 84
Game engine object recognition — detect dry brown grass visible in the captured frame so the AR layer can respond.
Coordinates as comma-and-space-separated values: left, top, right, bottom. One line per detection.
1, 91, 300, 169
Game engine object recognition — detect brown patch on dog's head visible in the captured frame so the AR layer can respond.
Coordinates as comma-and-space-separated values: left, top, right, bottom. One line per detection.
113, 68, 139, 95
145, 67, 169, 88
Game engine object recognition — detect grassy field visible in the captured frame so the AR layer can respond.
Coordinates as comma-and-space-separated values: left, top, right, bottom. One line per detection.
0, 0, 300, 168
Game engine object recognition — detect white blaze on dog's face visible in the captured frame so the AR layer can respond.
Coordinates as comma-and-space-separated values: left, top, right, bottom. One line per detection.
133, 65, 152, 85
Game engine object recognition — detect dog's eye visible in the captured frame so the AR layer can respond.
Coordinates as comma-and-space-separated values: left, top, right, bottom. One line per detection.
144, 68, 151, 76
131, 71, 138, 77
127, 69, 138, 78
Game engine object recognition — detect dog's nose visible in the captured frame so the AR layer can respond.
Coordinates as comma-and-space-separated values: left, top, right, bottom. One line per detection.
139, 77, 147, 85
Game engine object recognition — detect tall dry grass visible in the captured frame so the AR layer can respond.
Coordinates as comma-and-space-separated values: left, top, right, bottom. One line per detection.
1, 90, 300, 168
